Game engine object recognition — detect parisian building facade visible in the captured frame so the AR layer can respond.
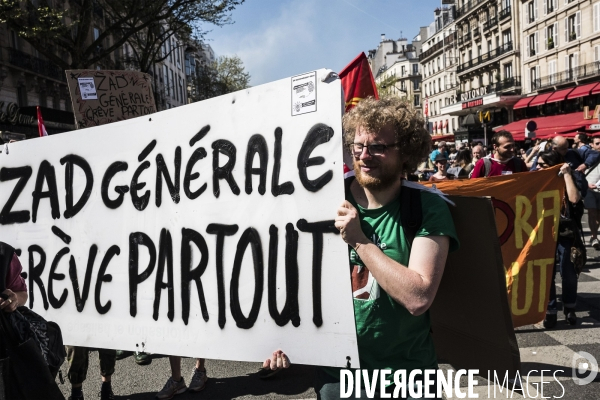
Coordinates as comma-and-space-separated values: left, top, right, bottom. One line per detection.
420, 6, 460, 137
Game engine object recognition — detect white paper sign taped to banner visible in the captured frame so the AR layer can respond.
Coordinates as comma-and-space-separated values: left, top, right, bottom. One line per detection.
291, 71, 317, 116
0, 69, 359, 367
77, 77, 98, 100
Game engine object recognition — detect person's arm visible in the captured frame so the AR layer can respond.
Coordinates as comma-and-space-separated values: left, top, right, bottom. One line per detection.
335, 201, 450, 316
562, 163, 581, 204
524, 145, 539, 168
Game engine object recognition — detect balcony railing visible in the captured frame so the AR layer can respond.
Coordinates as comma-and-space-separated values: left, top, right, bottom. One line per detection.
419, 34, 455, 61
455, 0, 487, 19
483, 16, 497, 31
495, 76, 521, 91
534, 62, 600, 90
499, 6, 511, 20
456, 41, 513, 73
7, 48, 66, 82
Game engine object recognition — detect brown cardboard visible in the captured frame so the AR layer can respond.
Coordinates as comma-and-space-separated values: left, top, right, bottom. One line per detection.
66, 69, 156, 128
430, 195, 521, 377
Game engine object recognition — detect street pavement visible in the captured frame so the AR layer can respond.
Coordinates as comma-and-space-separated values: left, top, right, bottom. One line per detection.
56, 214, 600, 400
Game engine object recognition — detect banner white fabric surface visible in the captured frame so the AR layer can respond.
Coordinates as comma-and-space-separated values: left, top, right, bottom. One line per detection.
0, 69, 359, 368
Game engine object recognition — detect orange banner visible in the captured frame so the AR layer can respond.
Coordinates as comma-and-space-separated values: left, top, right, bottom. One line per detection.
425, 166, 565, 327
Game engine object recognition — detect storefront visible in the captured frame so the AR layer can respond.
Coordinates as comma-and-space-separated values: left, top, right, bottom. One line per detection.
498, 81, 600, 140
0, 103, 75, 143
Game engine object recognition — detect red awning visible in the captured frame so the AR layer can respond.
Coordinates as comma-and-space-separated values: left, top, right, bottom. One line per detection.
495, 111, 594, 140
567, 83, 599, 99
592, 84, 600, 95
513, 97, 534, 109
546, 88, 574, 104
431, 134, 455, 142
529, 92, 554, 107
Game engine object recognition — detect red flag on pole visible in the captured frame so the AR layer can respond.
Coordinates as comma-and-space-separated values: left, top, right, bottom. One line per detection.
338, 52, 379, 112
37, 106, 48, 137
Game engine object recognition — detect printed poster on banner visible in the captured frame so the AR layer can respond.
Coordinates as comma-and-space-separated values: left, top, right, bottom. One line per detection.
291, 71, 317, 116
0, 69, 359, 367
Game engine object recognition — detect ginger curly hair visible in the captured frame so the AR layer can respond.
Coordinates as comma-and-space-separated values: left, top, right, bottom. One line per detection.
342, 96, 431, 173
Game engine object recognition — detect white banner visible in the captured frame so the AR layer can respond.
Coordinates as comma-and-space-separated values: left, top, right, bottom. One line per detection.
0, 69, 359, 368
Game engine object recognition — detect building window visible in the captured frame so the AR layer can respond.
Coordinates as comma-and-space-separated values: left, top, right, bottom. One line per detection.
546, 23, 558, 50
170, 68, 175, 99
414, 95, 420, 107
179, 77, 184, 103
502, 30, 511, 45
566, 12, 581, 42
566, 53, 579, 79
163, 65, 169, 96
527, 32, 538, 57
413, 63, 419, 74
595, 3, 600, 33
526, 0, 537, 23
413, 79, 419, 90
530, 66, 538, 90
93, 27, 100, 41
503, 63, 513, 79
10, 30, 20, 50
545, 0, 556, 14
17, 85, 27, 107
548, 60, 556, 84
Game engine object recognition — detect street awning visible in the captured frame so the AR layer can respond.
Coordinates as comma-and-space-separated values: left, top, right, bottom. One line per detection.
431, 134, 455, 142
592, 84, 600, 95
567, 82, 600, 99
494, 111, 593, 140
529, 92, 554, 107
546, 88, 574, 104
513, 97, 534, 109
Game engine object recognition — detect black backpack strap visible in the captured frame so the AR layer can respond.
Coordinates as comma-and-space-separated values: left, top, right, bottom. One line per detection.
400, 184, 423, 245
514, 157, 523, 173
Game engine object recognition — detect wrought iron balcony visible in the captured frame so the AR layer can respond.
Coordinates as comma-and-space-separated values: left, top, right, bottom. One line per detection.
456, 41, 513, 73
483, 16, 497, 31
499, 6, 511, 21
535, 62, 600, 90
494, 76, 521, 91
7, 48, 66, 82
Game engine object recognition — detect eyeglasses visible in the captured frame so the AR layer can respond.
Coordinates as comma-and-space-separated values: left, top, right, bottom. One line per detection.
350, 143, 399, 156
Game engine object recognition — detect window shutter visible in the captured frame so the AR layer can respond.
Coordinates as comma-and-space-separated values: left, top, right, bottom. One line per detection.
554, 22, 559, 47
525, 3, 530, 23
565, 18, 568, 42
576, 11, 581, 38
574, 52, 579, 68
526, 35, 530, 57
544, 0, 547, 14
536, 66, 541, 87
595, 3, 599, 32
535, 32, 539, 54
595, 45, 600, 62
534, 0, 539, 19
544, 27, 548, 50
565, 55, 569, 72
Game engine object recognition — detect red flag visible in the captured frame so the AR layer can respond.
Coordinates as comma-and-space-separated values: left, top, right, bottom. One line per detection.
338, 52, 379, 112
37, 106, 48, 137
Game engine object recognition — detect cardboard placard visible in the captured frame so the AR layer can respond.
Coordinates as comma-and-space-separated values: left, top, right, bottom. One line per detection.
431, 195, 521, 377
1, 70, 359, 367
66, 69, 157, 129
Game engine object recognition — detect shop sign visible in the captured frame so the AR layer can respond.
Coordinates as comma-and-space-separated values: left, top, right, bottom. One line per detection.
0, 102, 36, 126
462, 98, 484, 109
460, 86, 488, 102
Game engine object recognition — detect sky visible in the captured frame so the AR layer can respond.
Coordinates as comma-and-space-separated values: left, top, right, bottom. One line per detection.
204, 0, 444, 86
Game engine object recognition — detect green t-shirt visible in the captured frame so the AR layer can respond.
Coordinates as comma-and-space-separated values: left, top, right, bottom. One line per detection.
346, 184, 459, 377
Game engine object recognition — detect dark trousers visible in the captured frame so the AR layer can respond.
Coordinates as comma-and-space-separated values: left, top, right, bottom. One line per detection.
548, 236, 578, 312
66, 346, 116, 385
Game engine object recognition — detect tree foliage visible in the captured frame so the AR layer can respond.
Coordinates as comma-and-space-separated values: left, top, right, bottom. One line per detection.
189, 55, 250, 101
0, 0, 244, 71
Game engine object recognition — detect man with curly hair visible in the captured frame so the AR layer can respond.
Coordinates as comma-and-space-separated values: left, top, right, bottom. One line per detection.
266, 97, 459, 399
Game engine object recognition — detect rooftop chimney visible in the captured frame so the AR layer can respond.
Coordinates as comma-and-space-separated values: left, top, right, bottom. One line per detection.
381, 33, 386, 41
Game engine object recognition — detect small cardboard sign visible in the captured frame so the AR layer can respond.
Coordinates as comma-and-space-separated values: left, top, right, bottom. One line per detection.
66, 70, 156, 129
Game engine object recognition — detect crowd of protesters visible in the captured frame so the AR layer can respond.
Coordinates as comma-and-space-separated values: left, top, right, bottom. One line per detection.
418, 131, 600, 332
2, 96, 598, 400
